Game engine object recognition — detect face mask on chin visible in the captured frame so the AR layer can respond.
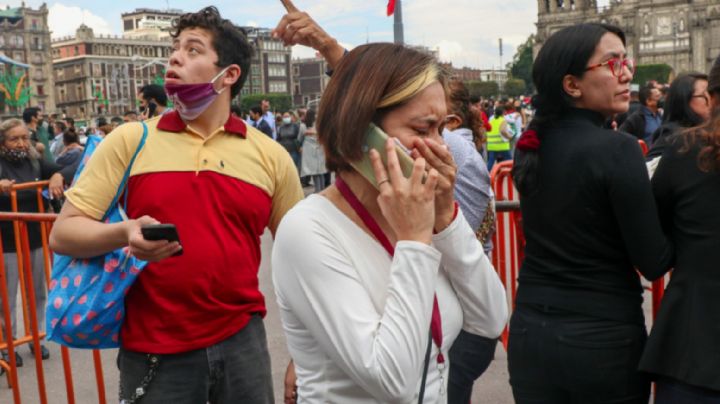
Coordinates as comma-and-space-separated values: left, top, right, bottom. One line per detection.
164, 67, 230, 122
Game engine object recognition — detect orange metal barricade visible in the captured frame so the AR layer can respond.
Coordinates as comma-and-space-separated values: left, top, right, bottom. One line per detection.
0, 181, 109, 404
489, 161, 521, 349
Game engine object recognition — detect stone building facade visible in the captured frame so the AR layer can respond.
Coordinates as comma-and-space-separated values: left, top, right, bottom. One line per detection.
51, 24, 171, 121
240, 26, 293, 97
0, 4, 55, 116
535, 0, 720, 77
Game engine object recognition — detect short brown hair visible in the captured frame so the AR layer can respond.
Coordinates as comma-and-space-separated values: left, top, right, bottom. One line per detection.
316, 43, 448, 172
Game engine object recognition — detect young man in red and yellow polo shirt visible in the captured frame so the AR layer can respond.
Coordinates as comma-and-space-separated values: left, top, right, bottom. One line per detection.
50, 7, 303, 403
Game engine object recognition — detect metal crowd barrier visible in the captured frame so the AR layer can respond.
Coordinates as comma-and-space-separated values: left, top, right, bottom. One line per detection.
489, 161, 521, 350
0, 181, 108, 404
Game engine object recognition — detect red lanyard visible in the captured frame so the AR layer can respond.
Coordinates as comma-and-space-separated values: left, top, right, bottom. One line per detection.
335, 176, 444, 364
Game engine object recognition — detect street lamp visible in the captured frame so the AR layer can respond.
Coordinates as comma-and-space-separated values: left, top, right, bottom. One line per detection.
672, 21, 678, 76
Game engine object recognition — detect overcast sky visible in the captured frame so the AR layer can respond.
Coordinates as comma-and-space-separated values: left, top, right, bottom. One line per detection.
0, 0, 613, 69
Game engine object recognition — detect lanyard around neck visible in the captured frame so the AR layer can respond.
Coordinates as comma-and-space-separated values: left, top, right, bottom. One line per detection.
334, 176, 445, 365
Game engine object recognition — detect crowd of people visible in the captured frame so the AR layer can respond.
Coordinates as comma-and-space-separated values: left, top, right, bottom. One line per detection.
0, 3, 717, 404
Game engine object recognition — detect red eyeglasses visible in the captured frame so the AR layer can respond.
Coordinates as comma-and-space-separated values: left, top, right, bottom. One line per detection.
585, 57, 636, 77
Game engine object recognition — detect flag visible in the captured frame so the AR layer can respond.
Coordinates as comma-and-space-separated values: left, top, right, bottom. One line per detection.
387, 0, 396, 16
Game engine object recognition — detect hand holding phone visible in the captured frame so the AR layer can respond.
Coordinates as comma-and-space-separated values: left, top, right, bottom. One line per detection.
349, 123, 417, 189
141, 224, 183, 256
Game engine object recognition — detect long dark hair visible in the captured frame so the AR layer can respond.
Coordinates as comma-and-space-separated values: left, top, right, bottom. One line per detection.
680, 55, 720, 172
512, 23, 626, 195
663, 73, 708, 128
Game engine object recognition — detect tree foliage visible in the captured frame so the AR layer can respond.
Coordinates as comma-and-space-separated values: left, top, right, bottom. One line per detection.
503, 79, 527, 97
507, 35, 535, 93
237, 93, 293, 113
465, 80, 500, 99
633, 64, 673, 85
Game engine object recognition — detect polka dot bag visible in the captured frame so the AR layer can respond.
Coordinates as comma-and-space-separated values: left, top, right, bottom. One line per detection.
46, 122, 148, 349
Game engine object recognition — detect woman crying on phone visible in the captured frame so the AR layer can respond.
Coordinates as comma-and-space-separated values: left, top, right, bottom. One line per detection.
271, 43, 508, 403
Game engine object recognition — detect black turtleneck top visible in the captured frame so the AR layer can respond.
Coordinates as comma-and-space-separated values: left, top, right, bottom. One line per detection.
515, 108, 674, 324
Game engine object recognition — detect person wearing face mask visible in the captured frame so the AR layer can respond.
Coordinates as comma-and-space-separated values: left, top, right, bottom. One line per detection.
0, 118, 71, 367
137, 84, 168, 120
277, 112, 303, 175
49, 7, 302, 403
508, 24, 674, 403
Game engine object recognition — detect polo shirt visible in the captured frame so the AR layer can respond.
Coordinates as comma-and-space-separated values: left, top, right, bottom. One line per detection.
65, 111, 304, 353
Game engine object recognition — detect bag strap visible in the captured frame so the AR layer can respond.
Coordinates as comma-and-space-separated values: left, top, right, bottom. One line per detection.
334, 176, 445, 400
102, 122, 148, 222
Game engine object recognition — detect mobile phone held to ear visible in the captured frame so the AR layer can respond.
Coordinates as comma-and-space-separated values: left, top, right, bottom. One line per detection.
349, 123, 416, 189
147, 101, 158, 118
141, 224, 183, 256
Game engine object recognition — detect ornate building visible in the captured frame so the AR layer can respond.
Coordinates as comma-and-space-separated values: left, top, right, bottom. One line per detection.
0, 3, 55, 116
51, 24, 171, 120
535, 0, 720, 76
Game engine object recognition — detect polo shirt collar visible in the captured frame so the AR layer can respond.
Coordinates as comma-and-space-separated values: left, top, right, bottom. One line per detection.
157, 110, 247, 138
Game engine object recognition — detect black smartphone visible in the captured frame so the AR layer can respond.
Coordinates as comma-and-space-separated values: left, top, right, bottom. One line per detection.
147, 101, 158, 118
141, 224, 183, 256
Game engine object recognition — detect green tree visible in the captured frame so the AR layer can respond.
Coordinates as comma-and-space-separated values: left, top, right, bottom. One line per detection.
238, 93, 293, 113
507, 35, 534, 93
503, 79, 527, 97
465, 80, 499, 99
633, 64, 673, 85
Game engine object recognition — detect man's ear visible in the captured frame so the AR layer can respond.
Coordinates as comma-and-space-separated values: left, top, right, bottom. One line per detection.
224, 65, 242, 87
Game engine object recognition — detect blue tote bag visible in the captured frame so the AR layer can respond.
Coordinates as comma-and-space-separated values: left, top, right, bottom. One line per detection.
46, 122, 149, 349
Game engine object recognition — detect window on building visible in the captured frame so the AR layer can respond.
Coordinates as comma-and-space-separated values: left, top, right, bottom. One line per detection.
269, 66, 287, 77
74, 46, 79, 55
37, 85, 44, 96
124, 19, 134, 31
75, 64, 82, 74
269, 82, 287, 93
32, 19, 38, 30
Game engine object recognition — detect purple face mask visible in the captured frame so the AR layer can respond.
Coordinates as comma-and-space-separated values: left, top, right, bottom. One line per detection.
164, 67, 229, 121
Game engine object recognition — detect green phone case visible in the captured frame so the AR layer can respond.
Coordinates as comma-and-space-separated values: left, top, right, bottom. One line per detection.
349, 123, 416, 188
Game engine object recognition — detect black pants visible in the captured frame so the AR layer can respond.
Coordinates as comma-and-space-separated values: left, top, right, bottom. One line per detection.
447, 330, 498, 404
656, 377, 720, 404
117, 315, 273, 404
508, 304, 649, 404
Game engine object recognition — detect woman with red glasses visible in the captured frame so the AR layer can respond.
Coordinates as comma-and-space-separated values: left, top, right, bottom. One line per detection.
508, 23, 674, 403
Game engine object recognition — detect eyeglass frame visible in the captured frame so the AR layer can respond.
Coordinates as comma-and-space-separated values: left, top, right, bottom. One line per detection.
690, 93, 711, 105
585, 57, 636, 77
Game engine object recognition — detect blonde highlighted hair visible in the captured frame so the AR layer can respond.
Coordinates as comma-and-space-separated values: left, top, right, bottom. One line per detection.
317, 43, 448, 172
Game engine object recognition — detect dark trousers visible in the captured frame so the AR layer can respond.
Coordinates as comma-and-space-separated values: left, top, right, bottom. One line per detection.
508, 304, 649, 404
117, 315, 273, 404
447, 330, 498, 404
656, 377, 720, 404
486, 150, 511, 172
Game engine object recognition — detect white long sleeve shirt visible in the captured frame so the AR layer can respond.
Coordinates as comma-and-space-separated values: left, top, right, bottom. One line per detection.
272, 195, 508, 403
